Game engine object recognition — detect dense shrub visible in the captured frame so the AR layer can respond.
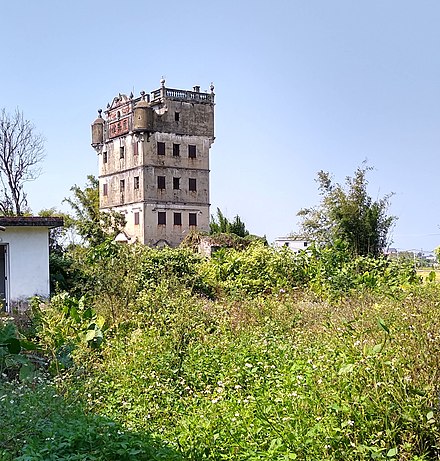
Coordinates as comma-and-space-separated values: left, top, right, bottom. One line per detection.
200, 242, 419, 299
52, 239, 420, 307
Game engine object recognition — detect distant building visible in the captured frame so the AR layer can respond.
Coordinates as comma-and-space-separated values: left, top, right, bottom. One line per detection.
91, 79, 215, 247
274, 237, 310, 253
0, 216, 63, 313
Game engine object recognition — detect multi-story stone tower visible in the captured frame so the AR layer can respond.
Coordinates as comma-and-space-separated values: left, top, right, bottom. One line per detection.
91, 79, 215, 247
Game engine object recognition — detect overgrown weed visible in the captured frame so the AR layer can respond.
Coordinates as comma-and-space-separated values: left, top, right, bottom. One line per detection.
1, 244, 438, 460
51, 286, 439, 460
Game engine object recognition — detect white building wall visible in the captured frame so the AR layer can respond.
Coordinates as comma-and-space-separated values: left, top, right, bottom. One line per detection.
274, 238, 310, 253
1, 227, 50, 305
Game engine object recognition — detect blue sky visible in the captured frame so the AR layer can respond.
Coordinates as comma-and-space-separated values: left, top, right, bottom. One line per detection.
1, 0, 439, 251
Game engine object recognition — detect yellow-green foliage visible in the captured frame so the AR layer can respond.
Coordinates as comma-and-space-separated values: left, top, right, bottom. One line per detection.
1, 244, 437, 460
200, 242, 418, 299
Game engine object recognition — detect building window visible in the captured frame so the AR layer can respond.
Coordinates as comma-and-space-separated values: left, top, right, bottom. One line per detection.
120, 146, 125, 159
173, 177, 180, 190
173, 143, 180, 157
188, 145, 196, 159
158, 212, 166, 225
120, 179, 125, 192
134, 176, 140, 190
189, 213, 197, 227
103, 151, 108, 163
134, 212, 140, 225
133, 142, 138, 156
174, 212, 182, 226
189, 178, 197, 191
175, 112, 180, 122
103, 183, 108, 196
157, 176, 166, 190
157, 142, 165, 155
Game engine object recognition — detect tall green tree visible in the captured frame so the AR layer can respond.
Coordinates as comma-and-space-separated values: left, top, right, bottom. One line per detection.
64, 175, 125, 247
297, 164, 396, 257
210, 208, 249, 238
210, 208, 229, 234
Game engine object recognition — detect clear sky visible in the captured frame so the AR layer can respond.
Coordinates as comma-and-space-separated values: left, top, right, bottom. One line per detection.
1, 0, 439, 252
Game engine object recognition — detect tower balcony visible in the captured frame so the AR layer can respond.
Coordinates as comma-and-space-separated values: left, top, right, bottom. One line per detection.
151, 86, 214, 105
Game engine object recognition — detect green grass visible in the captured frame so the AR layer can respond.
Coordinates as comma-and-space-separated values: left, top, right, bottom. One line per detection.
48, 286, 440, 460
1, 275, 439, 459
0, 377, 182, 460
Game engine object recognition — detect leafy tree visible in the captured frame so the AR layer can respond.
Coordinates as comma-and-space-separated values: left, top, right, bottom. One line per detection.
209, 208, 229, 234
38, 207, 68, 254
64, 175, 125, 247
38, 208, 74, 293
0, 108, 45, 215
229, 215, 249, 237
297, 164, 396, 257
44, 177, 126, 294
210, 208, 249, 238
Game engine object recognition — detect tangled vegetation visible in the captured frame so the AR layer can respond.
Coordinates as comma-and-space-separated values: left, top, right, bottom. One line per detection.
1, 241, 439, 460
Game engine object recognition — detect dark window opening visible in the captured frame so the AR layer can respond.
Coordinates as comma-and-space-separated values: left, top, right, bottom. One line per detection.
188, 145, 196, 159
157, 176, 166, 190
103, 183, 108, 196
158, 212, 166, 225
173, 143, 180, 157
120, 179, 125, 192
157, 142, 165, 155
133, 142, 138, 156
175, 112, 180, 122
173, 177, 180, 190
120, 146, 125, 159
189, 213, 197, 227
134, 176, 140, 190
103, 151, 108, 163
134, 212, 140, 225
189, 178, 197, 191
174, 212, 182, 226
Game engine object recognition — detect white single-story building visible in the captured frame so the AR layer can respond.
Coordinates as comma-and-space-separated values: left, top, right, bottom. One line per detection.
273, 237, 310, 253
0, 216, 63, 313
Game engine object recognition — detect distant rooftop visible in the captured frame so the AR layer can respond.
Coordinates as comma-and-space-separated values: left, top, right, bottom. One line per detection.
0, 216, 64, 228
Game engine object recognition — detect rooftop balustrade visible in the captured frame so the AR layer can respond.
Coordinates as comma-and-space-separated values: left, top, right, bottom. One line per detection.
151, 87, 214, 103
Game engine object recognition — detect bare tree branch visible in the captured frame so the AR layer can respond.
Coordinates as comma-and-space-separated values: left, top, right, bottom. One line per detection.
0, 109, 45, 215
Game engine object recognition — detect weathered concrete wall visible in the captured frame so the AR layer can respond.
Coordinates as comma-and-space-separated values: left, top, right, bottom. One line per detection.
105, 205, 144, 243
151, 99, 214, 138
107, 202, 209, 247
99, 134, 144, 209
143, 203, 210, 247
